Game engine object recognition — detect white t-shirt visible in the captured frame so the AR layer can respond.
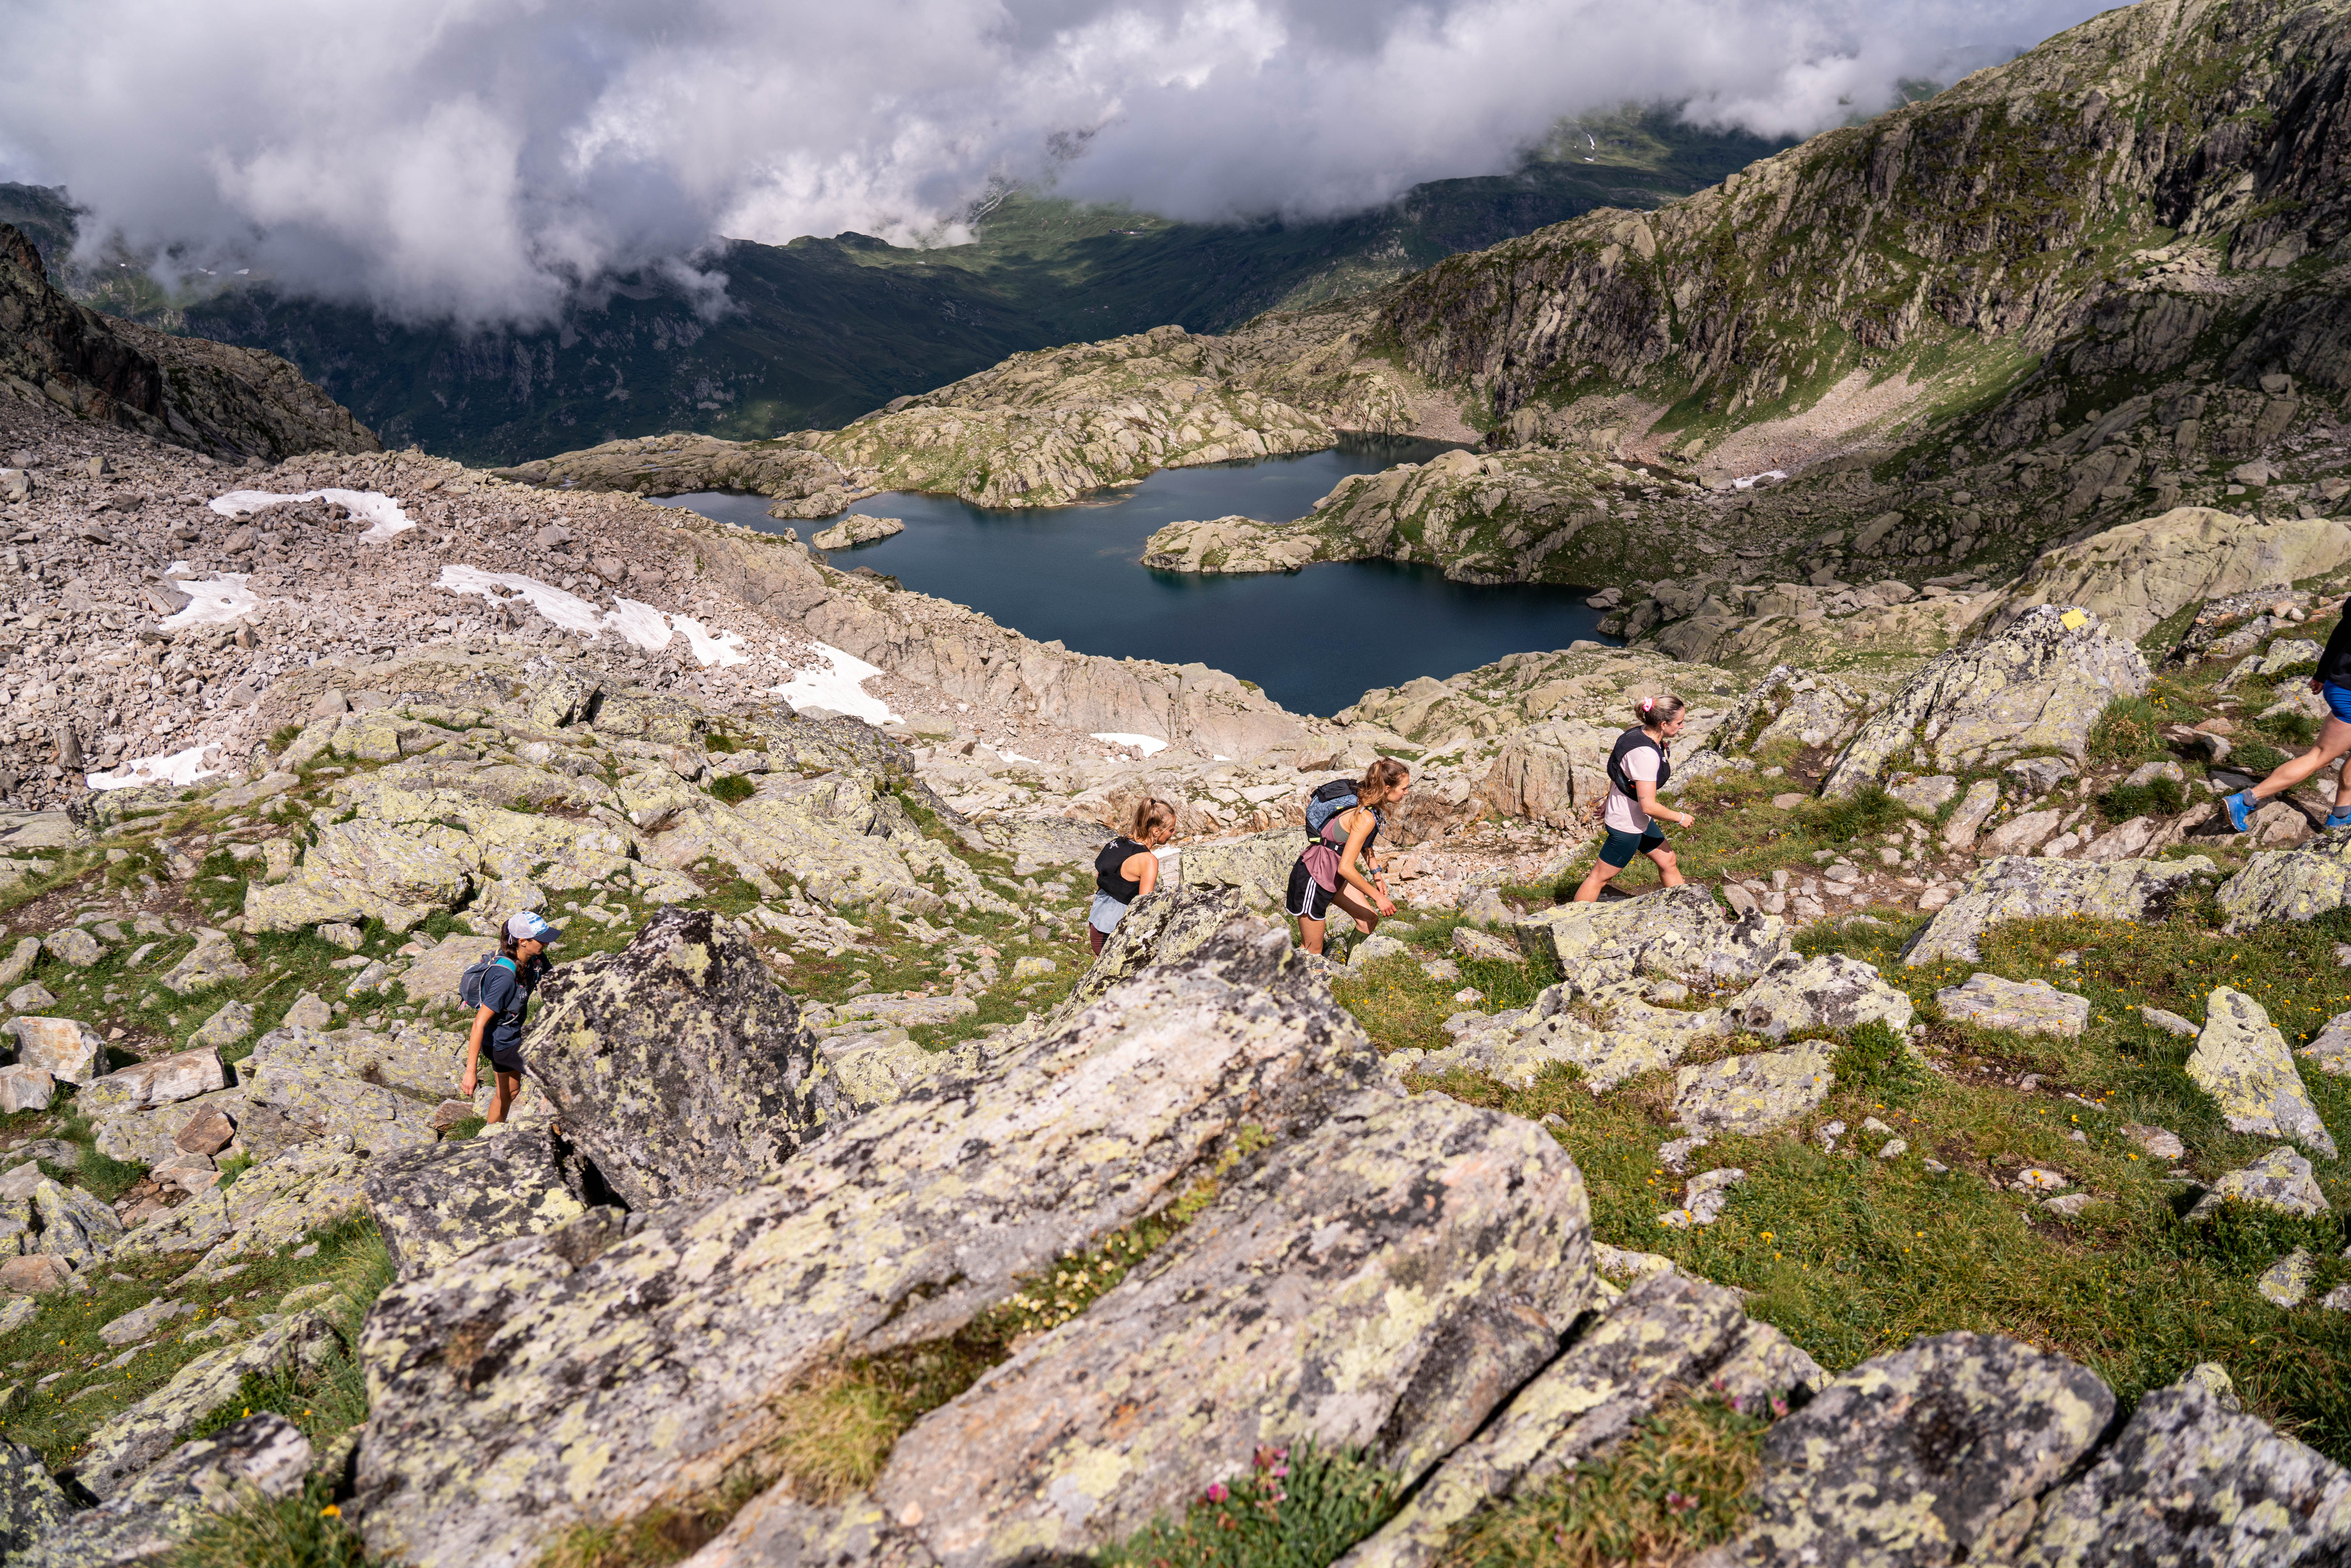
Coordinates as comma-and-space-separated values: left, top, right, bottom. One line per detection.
1604, 742, 1663, 833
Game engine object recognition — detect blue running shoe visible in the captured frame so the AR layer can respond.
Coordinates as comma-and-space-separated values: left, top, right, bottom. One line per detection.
2223, 790, 2256, 833
2328, 810, 2351, 832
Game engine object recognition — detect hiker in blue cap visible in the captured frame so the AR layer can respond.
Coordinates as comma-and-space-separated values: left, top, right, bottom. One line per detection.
461, 910, 561, 1124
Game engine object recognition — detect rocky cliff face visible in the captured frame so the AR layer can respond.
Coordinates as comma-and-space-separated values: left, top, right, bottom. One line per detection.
0, 224, 379, 461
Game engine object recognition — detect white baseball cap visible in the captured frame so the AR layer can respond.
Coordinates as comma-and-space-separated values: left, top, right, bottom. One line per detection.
506, 911, 562, 944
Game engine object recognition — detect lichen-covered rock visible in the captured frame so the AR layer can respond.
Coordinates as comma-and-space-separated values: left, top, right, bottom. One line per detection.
1672, 1044, 1835, 1134
362, 1130, 597, 1283
2015, 1373, 2351, 1566
32, 1176, 124, 1266
0, 1067, 51, 1113
111, 1137, 371, 1272
1726, 1331, 2115, 1567
826, 1034, 945, 1107
243, 817, 480, 933
865, 1094, 1594, 1568
1937, 973, 2092, 1037
1517, 886, 1788, 991
2, 1016, 102, 1084
0, 1440, 71, 1560
2186, 987, 2337, 1158
240, 1025, 441, 1155
1985, 508, 2351, 644
2218, 829, 2351, 930
1043, 885, 1257, 1029
0, 938, 37, 989
1902, 856, 2213, 966
1724, 953, 1914, 1039
76, 1046, 226, 1117
75, 1310, 339, 1499
156, 927, 252, 995
354, 924, 1385, 1568
1336, 1273, 1749, 1568
186, 1001, 254, 1051
40, 926, 100, 966
2187, 1146, 2329, 1219
1822, 606, 2151, 795
1162, 829, 1300, 913
22, 1413, 311, 1568
522, 906, 851, 1210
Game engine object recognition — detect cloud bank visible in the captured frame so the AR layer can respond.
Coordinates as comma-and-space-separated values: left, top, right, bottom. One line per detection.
0, 0, 2111, 326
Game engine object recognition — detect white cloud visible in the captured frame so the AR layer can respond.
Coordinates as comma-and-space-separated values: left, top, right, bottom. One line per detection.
0, 0, 2110, 325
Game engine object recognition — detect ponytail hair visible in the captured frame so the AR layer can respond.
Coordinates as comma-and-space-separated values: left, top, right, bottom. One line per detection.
1358, 757, 1412, 809
499, 930, 521, 961
1636, 692, 1686, 729
1130, 797, 1178, 840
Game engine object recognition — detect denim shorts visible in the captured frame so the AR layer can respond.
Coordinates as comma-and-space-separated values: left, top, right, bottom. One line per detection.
2324, 682, 2351, 724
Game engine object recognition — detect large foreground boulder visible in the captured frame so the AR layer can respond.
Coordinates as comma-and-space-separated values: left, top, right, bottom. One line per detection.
1725, 1331, 2115, 1566
2014, 1370, 2351, 1564
362, 1129, 602, 1282
354, 923, 1385, 1568
1983, 507, 2351, 643
1822, 606, 2150, 795
522, 906, 854, 1209
1043, 885, 1255, 1027
861, 1093, 1594, 1568
1902, 856, 2213, 966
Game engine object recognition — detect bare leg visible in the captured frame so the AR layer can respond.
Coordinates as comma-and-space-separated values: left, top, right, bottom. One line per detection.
1574, 858, 1624, 903
2249, 717, 2351, 802
1646, 844, 1684, 888
488, 1070, 522, 1123
1297, 914, 1326, 955
1089, 926, 1106, 955
1330, 886, 1382, 936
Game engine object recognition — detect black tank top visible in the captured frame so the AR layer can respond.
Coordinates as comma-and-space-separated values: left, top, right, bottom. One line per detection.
1606, 728, 1670, 800
1096, 837, 1150, 901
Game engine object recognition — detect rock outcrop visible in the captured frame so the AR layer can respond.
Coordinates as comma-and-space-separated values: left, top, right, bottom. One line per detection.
1983, 508, 2351, 642
353, 924, 1385, 1568
2218, 830, 2351, 931
521, 907, 853, 1209
1517, 885, 1789, 991
1903, 856, 2214, 966
860, 1094, 1593, 1568
362, 1129, 600, 1282
23, 1413, 313, 1568
2, 223, 380, 461
1823, 607, 2151, 795
2185, 986, 2338, 1158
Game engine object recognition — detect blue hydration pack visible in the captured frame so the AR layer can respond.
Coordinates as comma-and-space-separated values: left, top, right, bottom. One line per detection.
1304, 779, 1359, 836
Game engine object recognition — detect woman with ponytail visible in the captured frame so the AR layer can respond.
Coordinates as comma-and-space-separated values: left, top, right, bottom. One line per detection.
1286, 757, 1411, 955
1573, 693, 1694, 902
1089, 797, 1179, 953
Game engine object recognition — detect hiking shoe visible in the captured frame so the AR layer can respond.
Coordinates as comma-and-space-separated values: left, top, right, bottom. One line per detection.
2327, 810, 2351, 832
2223, 791, 2257, 833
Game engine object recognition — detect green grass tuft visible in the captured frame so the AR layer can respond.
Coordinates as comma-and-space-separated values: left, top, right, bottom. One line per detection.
161, 1475, 368, 1568
1798, 785, 1905, 844
2097, 776, 2185, 824
1099, 1443, 1403, 1568
707, 774, 756, 805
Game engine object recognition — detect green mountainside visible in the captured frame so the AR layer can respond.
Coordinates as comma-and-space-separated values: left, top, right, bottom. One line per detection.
0, 107, 1790, 465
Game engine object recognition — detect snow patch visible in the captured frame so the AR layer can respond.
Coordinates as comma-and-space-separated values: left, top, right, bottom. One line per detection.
211, 488, 415, 542
772, 643, 896, 725
436, 569, 746, 667
1731, 470, 1789, 491
604, 598, 673, 653
1091, 732, 1169, 756
159, 574, 259, 630
438, 565, 604, 637
88, 743, 222, 791
673, 614, 749, 667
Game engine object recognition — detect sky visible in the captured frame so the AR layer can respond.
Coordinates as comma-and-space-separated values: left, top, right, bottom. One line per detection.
0, 0, 2118, 327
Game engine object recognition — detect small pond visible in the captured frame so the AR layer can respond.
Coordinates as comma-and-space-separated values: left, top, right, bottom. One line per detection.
652, 435, 1615, 717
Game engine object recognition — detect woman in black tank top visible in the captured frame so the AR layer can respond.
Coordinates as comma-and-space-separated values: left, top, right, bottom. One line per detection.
1572, 693, 1695, 903
1089, 798, 1178, 953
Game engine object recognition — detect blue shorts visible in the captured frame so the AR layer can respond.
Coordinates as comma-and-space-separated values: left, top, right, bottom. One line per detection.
1598, 823, 1668, 868
2324, 682, 2351, 724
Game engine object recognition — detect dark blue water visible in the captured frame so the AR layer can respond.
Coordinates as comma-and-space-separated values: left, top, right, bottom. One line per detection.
652, 437, 1615, 717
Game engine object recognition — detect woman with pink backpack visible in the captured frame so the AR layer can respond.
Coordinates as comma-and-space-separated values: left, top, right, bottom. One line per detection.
1286, 758, 1411, 956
